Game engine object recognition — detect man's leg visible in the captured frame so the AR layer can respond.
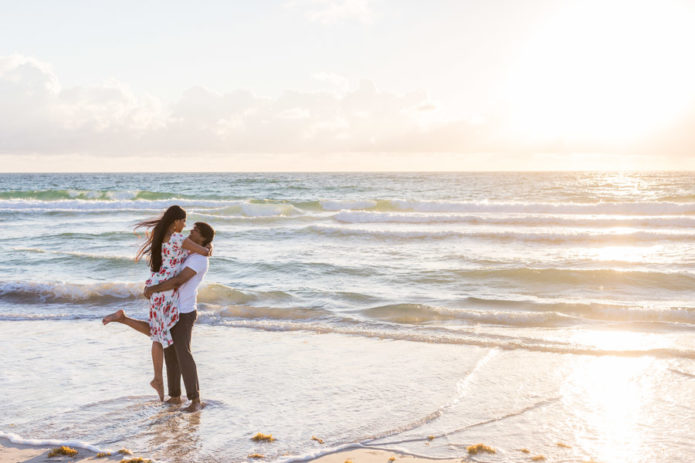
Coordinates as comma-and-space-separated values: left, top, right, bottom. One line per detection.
103, 310, 150, 336
170, 311, 200, 410
164, 343, 182, 403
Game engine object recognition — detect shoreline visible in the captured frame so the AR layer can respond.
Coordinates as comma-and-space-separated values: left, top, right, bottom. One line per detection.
0, 438, 465, 463
309, 448, 463, 463
0, 436, 146, 463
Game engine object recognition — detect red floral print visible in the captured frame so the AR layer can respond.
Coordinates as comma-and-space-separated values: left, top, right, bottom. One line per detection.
145, 232, 189, 347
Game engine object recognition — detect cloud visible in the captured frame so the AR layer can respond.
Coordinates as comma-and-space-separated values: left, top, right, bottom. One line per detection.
285, 0, 374, 24
312, 72, 351, 92
0, 55, 165, 154
0, 55, 501, 157
2, 54, 694, 168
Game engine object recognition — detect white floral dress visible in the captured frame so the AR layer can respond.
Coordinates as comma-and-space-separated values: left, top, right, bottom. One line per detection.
146, 232, 189, 347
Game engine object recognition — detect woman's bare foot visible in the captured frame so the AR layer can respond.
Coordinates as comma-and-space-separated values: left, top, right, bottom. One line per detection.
150, 378, 164, 401
102, 309, 125, 325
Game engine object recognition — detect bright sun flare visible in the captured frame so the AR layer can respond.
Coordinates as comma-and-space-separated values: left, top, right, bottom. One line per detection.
505, 0, 695, 145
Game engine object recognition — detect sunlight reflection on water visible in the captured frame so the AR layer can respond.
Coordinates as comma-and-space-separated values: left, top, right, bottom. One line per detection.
563, 355, 656, 463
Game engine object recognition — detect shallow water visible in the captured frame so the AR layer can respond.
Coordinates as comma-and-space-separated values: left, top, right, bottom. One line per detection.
2, 172, 695, 462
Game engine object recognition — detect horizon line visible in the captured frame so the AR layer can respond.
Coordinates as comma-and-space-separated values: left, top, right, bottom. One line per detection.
2, 169, 695, 174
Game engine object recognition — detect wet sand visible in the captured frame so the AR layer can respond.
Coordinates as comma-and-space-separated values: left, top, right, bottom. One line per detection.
0, 437, 146, 463
310, 448, 463, 463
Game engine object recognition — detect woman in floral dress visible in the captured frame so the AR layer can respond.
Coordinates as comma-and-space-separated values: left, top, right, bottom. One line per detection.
134, 205, 210, 400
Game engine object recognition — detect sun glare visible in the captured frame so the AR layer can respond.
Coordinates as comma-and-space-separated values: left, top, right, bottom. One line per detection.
564, 355, 656, 463
505, 0, 695, 145
572, 330, 655, 352
594, 246, 643, 263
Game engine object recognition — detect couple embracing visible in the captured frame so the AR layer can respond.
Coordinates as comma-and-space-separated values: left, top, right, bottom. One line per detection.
103, 205, 215, 412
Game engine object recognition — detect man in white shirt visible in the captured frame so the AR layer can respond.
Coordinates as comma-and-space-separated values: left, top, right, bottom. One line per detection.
144, 221, 214, 412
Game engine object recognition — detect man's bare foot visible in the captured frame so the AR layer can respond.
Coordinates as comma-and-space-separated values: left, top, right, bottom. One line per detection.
165, 396, 182, 405
150, 378, 164, 401
183, 399, 204, 413
102, 309, 125, 325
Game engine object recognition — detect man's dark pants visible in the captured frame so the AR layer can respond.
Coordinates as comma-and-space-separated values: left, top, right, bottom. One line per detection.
164, 311, 199, 400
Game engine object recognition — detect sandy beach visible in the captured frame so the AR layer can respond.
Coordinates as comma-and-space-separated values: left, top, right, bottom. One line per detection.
0, 439, 467, 463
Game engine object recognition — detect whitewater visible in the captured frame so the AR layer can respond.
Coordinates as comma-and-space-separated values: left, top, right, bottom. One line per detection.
2, 172, 695, 463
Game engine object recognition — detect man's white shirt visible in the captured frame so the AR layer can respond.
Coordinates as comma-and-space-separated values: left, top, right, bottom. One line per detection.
178, 253, 209, 314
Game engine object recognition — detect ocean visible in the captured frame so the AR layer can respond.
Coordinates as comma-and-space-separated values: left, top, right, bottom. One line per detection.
1, 172, 694, 463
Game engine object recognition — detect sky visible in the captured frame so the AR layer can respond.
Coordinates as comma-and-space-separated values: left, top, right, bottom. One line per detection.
1, 0, 695, 172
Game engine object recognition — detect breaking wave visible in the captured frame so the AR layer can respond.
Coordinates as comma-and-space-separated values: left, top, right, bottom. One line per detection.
0, 280, 142, 304
0, 189, 178, 201
13, 247, 133, 262
385, 200, 695, 215
5, 196, 695, 216
360, 301, 695, 326
218, 318, 695, 359
305, 225, 695, 243
450, 267, 695, 290
333, 211, 695, 228
0, 280, 292, 306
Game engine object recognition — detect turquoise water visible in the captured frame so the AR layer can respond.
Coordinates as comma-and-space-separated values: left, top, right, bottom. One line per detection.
2, 172, 695, 463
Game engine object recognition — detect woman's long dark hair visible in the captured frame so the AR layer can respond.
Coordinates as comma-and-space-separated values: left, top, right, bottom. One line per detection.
135, 205, 187, 272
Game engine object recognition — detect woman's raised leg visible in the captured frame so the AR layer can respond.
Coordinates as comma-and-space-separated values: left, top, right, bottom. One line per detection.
102, 310, 151, 336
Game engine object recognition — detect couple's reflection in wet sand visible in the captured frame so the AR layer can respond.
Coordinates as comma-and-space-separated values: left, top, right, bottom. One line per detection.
145, 404, 202, 461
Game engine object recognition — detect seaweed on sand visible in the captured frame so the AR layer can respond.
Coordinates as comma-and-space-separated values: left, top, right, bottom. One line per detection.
251, 433, 276, 442
48, 446, 78, 457
466, 443, 496, 455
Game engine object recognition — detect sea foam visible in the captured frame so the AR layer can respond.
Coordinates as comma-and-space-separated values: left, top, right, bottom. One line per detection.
0, 431, 109, 454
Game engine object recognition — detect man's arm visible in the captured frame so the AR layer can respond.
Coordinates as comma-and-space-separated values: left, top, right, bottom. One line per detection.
144, 267, 197, 298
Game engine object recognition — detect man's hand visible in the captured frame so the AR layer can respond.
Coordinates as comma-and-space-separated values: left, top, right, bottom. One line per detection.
143, 268, 197, 298
206, 242, 213, 257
